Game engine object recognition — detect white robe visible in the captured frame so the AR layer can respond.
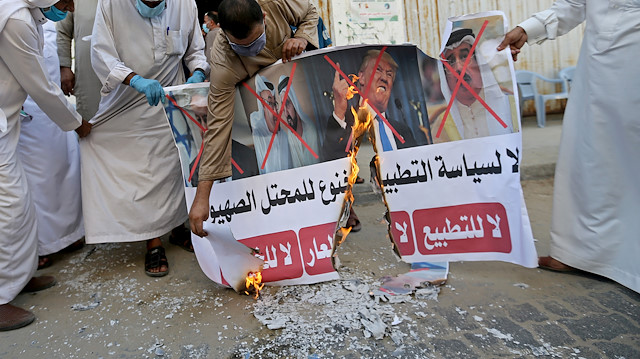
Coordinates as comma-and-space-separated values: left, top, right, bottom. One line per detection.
18, 21, 84, 256
56, 0, 101, 120
520, 0, 640, 293
0, 1, 82, 304
250, 75, 291, 174
84, 0, 209, 243
277, 75, 320, 168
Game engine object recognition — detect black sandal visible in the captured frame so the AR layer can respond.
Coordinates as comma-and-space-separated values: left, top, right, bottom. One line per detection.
169, 226, 194, 252
37, 256, 52, 270
145, 246, 169, 277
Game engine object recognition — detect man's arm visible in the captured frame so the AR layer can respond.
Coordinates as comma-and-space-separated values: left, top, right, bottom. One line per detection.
56, 11, 75, 95
280, 0, 319, 62
189, 180, 213, 237
0, 18, 83, 133
90, 0, 135, 95
498, 0, 586, 61
331, 63, 348, 121
188, 57, 243, 235
182, 0, 210, 77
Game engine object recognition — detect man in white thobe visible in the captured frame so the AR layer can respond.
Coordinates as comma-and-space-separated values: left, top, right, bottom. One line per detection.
56, 0, 101, 120
18, 20, 84, 269
86, 0, 209, 276
435, 28, 515, 143
250, 75, 292, 174
499, 0, 640, 293
277, 74, 320, 168
0, 0, 91, 331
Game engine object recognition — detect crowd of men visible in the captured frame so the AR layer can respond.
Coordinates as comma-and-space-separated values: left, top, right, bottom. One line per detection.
1, 0, 638, 333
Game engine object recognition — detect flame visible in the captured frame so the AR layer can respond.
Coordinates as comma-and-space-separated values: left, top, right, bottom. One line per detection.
244, 271, 264, 299
346, 74, 360, 100
337, 104, 373, 245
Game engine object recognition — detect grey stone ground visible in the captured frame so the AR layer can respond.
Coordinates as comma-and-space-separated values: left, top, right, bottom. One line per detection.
1, 115, 639, 358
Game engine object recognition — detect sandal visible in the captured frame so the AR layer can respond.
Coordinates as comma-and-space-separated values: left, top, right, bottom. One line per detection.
169, 226, 194, 252
145, 246, 169, 277
61, 239, 85, 253
38, 256, 52, 270
355, 176, 365, 184
349, 218, 362, 232
344, 210, 362, 232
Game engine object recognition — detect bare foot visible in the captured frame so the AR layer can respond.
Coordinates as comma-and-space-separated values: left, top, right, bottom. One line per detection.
538, 256, 575, 272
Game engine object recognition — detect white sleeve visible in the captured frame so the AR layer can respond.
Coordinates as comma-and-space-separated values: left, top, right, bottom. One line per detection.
182, 1, 210, 75
0, 18, 81, 131
519, 0, 587, 45
90, 0, 134, 95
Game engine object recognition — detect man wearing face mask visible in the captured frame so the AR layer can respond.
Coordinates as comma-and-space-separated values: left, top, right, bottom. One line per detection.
189, 0, 318, 237
0, 0, 91, 331
83, 0, 209, 276
202, 10, 221, 63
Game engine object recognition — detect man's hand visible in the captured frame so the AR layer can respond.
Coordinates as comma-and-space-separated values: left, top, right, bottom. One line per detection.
332, 63, 348, 119
60, 67, 75, 95
186, 69, 207, 84
497, 26, 528, 62
189, 180, 213, 237
282, 38, 307, 63
75, 119, 92, 138
129, 75, 165, 106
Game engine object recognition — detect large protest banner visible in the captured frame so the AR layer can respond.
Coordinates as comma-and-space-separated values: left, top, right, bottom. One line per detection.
377, 11, 537, 266
162, 11, 537, 289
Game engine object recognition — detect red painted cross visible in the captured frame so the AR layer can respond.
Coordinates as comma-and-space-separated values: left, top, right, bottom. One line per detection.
166, 94, 244, 182
324, 46, 405, 154
241, 63, 319, 170
436, 21, 508, 138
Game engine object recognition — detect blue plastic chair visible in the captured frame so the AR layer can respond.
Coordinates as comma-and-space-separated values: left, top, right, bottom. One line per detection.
515, 70, 570, 127
515, 70, 536, 119
559, 66, 576, 92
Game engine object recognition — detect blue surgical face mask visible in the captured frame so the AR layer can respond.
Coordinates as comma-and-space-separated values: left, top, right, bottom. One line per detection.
41, 5, 67, 22
228, 29, 266, 57
135, 0, 165, 18
202, 23, 209, 34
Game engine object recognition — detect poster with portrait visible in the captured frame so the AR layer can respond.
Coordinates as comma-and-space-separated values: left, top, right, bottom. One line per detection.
377, 11, 537, 267
163, 24, 537, 289
163, 44, 432, 288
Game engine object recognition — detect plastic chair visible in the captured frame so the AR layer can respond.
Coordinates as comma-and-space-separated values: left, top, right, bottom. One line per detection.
515, 70, 569, 127
559, 66, 576, 92
515, 70, 536, 119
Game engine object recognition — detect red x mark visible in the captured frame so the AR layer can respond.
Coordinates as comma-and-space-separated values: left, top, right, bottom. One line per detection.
166, 94, 244, 182
436, 21, 508, 138
242, 63, 319, 170
324, 46, 405, 154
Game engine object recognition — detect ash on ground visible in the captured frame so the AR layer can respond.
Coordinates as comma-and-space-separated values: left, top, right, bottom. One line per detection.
236, 276, 440, 358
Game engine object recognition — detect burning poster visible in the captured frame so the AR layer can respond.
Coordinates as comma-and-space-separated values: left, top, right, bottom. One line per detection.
162, 16, 536, 290
373, 11, 537, 267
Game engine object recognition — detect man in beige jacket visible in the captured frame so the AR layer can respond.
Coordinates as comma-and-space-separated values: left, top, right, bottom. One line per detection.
189, 0, 318, 237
